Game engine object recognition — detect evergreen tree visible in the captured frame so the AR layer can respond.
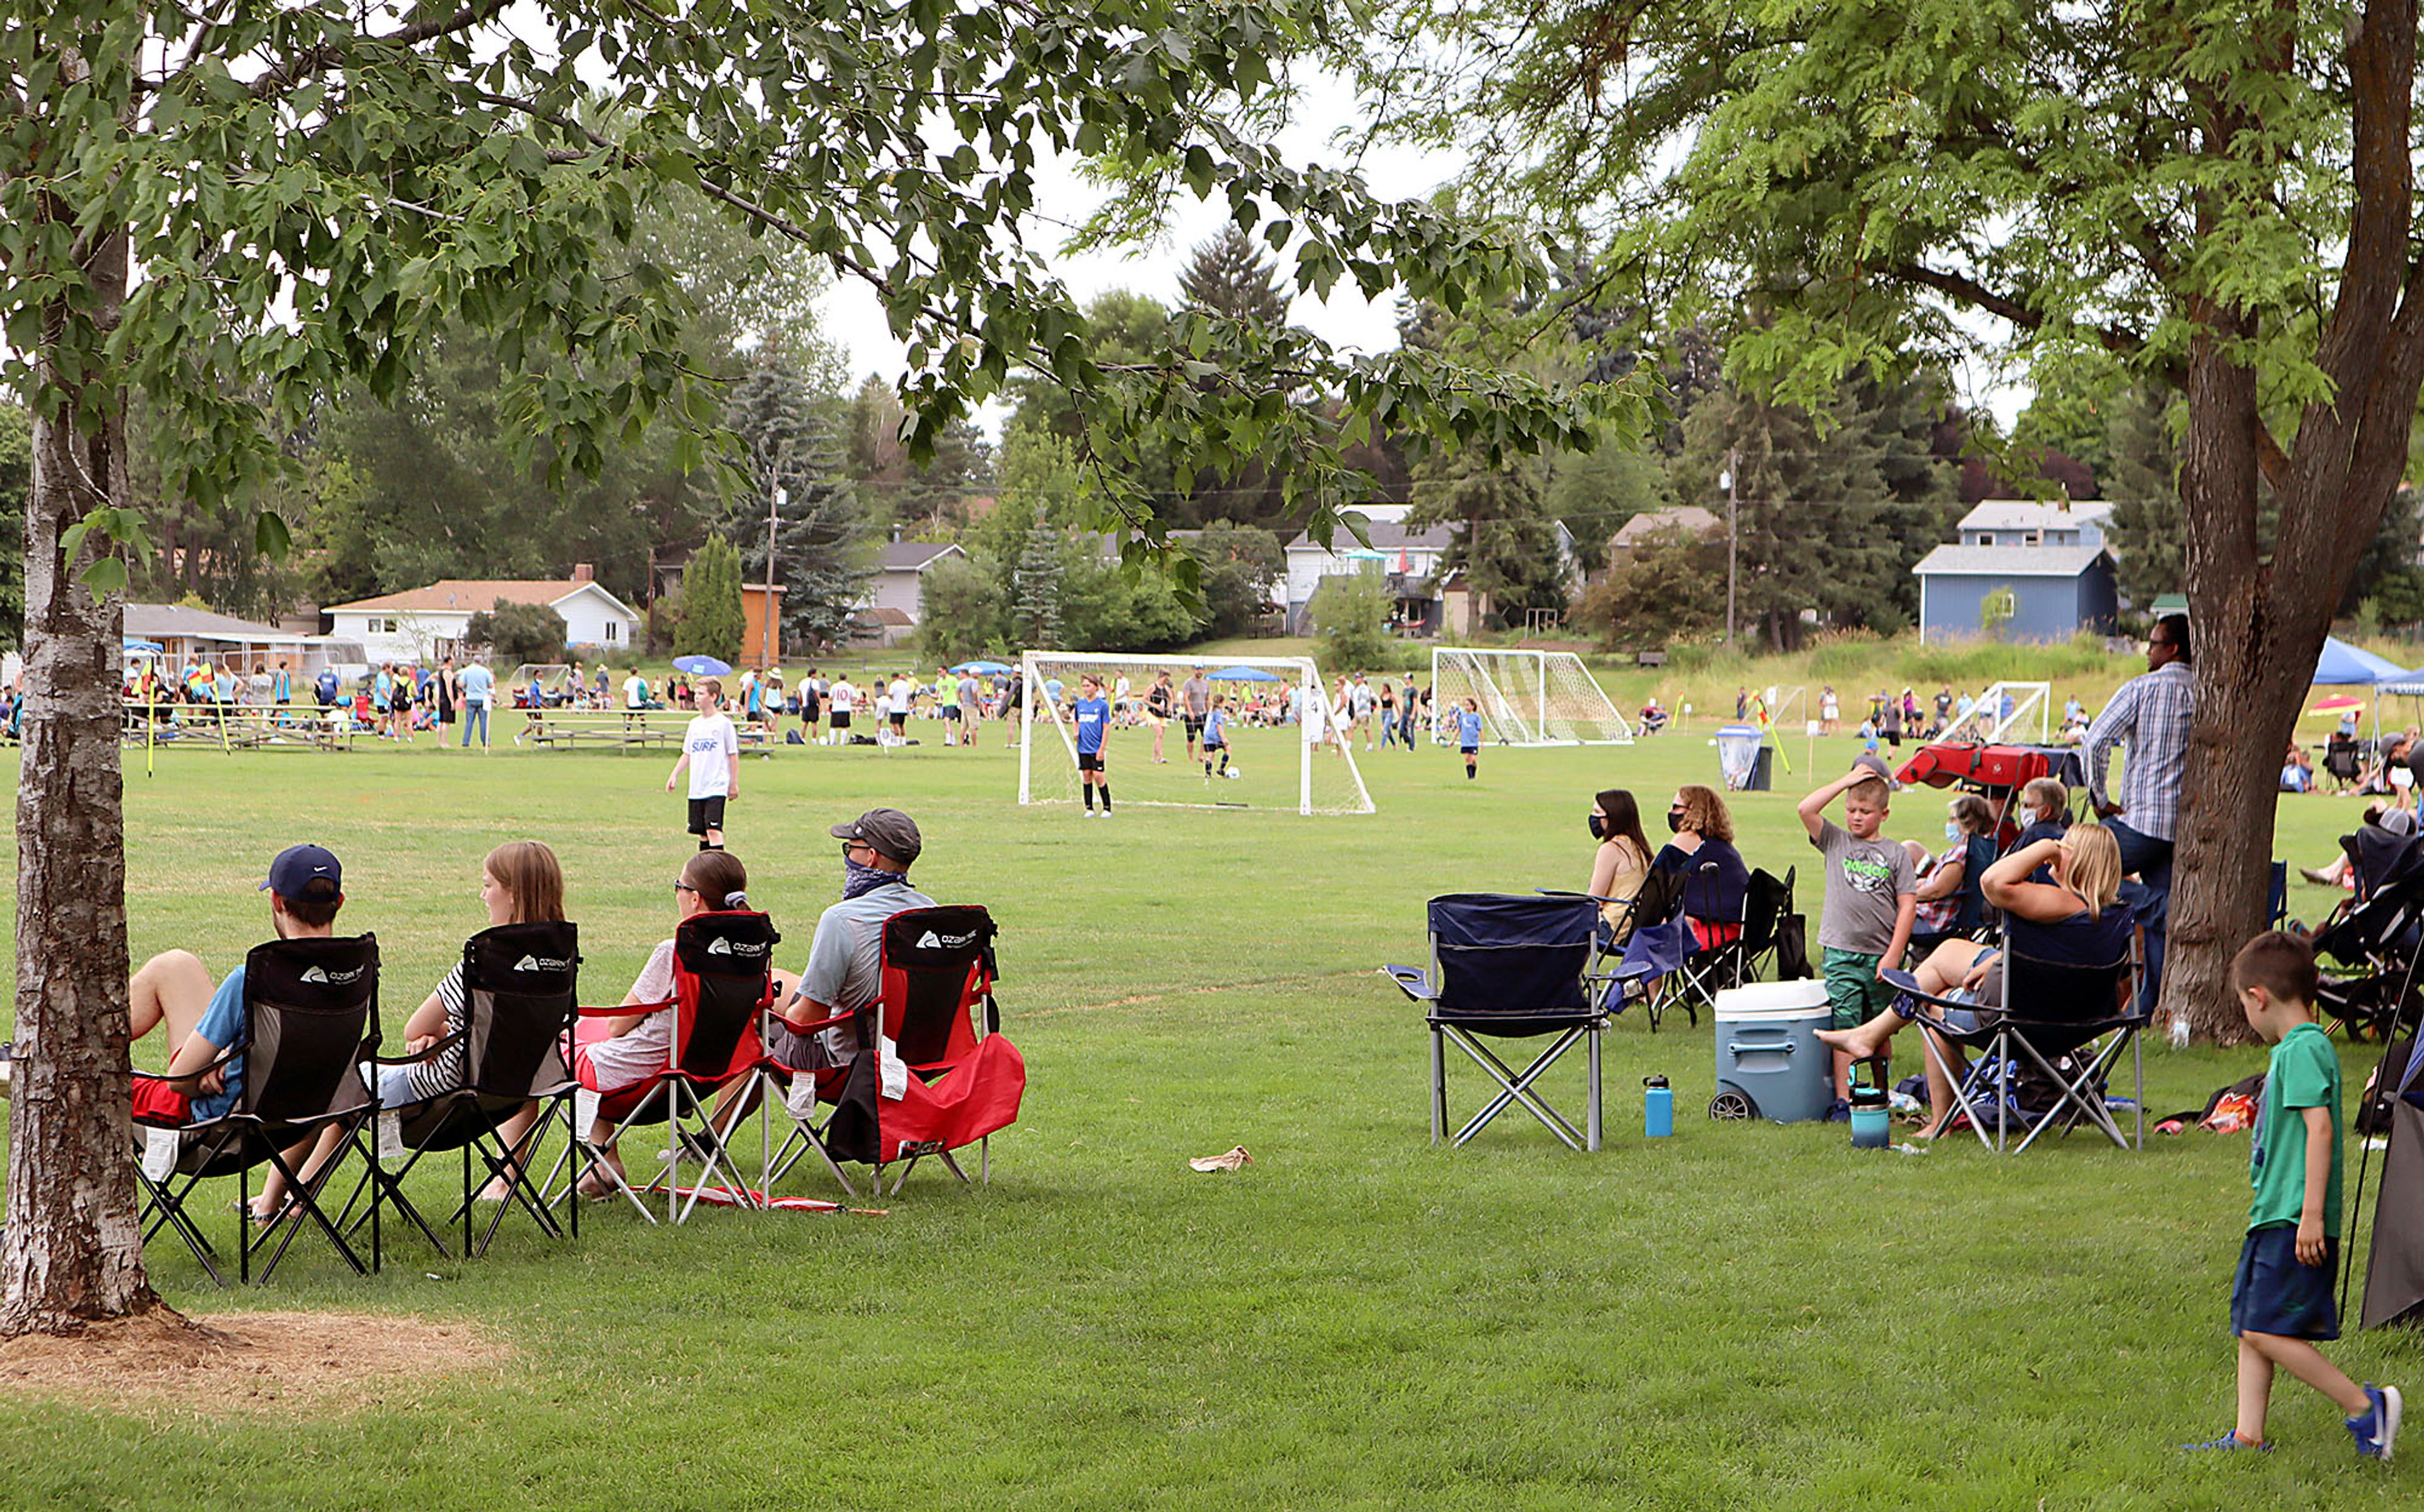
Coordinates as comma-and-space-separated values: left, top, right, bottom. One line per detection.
2104, 381, 2187, 608
675, 533, 746, 663
1408, 452, 1569, 628
1011, 529, 1066, 649
1178, 225, 1289, 327
706, 362, 870, 653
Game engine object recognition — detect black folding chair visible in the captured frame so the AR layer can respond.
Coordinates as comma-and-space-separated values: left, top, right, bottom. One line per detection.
1678, 865, 1802, 1007
1387, 894, 1608, 1151
347, 921, 580, 1258
134, 934, 381, 1285
1880, 911, 2141, 1154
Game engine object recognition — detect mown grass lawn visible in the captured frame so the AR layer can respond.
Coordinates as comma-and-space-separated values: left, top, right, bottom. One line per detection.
0, 718, 2416, 1509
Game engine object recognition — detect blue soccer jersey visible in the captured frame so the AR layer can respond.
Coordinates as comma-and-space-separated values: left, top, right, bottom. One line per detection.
1204, 708, 1228, 747
1456, 709, 1483, 747
1074, 697, 1110, 754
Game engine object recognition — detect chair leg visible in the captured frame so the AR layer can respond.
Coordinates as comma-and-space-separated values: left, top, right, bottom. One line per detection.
1429, 1025, 1447, 1145
1586, 1020, 1603, 1152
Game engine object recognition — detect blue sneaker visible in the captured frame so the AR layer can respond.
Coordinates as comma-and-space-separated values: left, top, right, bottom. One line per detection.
2348, 1383, 2402, 1460
2182, 1431, 2272, 1452
1823, 1097, 1851, 1123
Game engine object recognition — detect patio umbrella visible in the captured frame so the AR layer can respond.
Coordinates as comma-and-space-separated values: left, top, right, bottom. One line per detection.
671, 655, 732, 676
2307, 694, 2367, 716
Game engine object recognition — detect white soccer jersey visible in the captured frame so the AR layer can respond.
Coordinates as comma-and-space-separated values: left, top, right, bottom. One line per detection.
684, 713, 738, 798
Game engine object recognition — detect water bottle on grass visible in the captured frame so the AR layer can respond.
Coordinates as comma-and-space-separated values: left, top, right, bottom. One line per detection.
1643, 1075, 1673, 1138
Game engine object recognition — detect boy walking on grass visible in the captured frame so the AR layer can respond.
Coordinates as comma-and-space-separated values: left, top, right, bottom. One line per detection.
1796, 761, 1916, 1117
2187, 931, 2401, 1458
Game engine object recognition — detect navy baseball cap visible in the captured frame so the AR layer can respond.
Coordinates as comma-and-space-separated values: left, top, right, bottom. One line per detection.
260, 844, 342, 897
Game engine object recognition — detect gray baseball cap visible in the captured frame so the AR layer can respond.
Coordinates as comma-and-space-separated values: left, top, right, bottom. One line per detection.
830, 808, 922, 864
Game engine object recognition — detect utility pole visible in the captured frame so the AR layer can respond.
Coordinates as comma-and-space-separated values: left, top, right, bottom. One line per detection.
763, 485, 785, 666
1724, 449, 1738, 647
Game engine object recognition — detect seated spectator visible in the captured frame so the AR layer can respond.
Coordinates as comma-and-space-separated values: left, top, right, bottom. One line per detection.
1637, 699, 1669, 735
764, 808, 936, 1079
2012, 776, 2070, 851
1652, 784, 1750, 948
1, 845, 354, 1223
1585, 789, 1655, 944
374, 840, 566, 1200
1818, 824, 2126, 1138
2281, 741, 2314, 793
2360, 730, 2416, 796
573, 848, 751, 1197
1906, 794, 1998, 957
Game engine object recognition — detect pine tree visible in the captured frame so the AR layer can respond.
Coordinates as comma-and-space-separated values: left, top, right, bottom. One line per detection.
1178, 225, 1289, 326
1408, 451, 1569, 627
675, 533, 746, 663
1011, 528, 1066, 649
2105, 381, 2187, 608
706, 362, 872, 652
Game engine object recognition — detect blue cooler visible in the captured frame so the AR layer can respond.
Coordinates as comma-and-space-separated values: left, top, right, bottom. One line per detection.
1711, 979, 1832, 1123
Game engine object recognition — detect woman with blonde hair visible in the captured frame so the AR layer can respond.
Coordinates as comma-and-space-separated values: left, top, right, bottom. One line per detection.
1819, 824, 2130, 1138
1651, 784, 1751, 948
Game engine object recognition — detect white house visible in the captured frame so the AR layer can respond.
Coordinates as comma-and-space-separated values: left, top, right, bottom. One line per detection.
870, 541, 966, 625
1281, 504, 1583, 635
324, 567, 641, 664
1956, 499, 2113, 551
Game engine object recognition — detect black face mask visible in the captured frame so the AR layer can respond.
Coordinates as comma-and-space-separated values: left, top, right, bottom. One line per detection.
1588, 813, 1608, 841
1666, 810, 1685, 833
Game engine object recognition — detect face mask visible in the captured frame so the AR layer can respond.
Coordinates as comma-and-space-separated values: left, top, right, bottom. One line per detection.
1588, 814, 1608, 841
1944, 821, 1963, 842
843, 854, 898, 900
1666, 810, 1684, 833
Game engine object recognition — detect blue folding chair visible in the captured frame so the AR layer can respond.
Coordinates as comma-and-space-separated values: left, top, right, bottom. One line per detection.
1386, 894, 1608, 1151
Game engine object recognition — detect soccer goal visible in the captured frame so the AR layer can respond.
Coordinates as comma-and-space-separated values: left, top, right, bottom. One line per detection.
1429, 647, 1634, 746
1937, 680, 2051, 745
1017, 651, 1375, 815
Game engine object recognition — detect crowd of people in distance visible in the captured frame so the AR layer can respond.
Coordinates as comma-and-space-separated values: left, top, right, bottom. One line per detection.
6, 805, 943, 1221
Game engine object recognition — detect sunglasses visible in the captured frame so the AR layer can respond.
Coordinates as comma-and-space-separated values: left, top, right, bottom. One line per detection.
672, 880, 699, 895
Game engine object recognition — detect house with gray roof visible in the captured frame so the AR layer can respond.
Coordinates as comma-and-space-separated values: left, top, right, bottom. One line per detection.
1911, 544, 2119, 644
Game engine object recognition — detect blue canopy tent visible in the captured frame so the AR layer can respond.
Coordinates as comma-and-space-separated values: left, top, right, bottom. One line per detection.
949, 660, 1014, 676
2315, 636, 2411, 685
1211, 666, 1284, 683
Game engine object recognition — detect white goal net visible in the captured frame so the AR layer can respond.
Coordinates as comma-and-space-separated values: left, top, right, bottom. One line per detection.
1017, 651, 1375, 815
1429, 648, 1634, 746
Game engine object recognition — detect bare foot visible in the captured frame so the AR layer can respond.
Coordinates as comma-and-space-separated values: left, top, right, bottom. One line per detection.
1815, 1026, 1877, 1058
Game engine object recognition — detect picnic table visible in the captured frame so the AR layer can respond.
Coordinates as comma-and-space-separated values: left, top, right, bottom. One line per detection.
120, 703, 360, 752
517, 707, 681, 752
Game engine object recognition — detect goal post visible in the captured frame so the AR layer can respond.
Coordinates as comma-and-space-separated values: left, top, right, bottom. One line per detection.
1429, 647, 1634, 747
1016, 650, 1375, 815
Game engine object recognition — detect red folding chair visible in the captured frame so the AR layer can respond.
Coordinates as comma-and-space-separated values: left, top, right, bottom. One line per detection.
553, 909, 776, 1225
766, 905, 1024, 1197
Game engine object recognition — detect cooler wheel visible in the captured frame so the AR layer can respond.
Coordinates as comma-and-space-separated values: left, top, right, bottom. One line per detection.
1709, 1089, 1756, 1121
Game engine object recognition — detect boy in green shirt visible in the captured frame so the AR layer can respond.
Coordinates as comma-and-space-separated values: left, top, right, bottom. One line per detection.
2187, 931, 2401, 1458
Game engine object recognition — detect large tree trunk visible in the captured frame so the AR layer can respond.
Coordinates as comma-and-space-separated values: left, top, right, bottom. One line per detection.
0, 215, 161, 1332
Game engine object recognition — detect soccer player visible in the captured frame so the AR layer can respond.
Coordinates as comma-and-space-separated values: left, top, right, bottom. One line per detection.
886, 670, 912, 745
828, 673, 856, 743
667, 676, 740, 849
1073, 673, 1113, 817
1202, 694, 1235, 779
1456, 697, 1483, 780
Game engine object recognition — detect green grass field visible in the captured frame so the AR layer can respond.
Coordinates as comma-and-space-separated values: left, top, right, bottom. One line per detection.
1, 718, 2418, 1509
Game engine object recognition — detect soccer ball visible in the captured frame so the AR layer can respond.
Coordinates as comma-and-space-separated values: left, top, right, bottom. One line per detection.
1224, 766, 1242, 779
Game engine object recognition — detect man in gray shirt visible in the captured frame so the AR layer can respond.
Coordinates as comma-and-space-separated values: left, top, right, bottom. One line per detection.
1180, 666, 1212, 763
767, 807, 935, 1073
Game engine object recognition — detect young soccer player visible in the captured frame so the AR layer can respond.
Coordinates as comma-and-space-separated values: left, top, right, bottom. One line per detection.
1073, 673, 1113, 817
1146, 671, 1175, 763
1456, 697, 1483, 779
2187, 930, 2401, 1458
1796, 761, 1918, 1114
666, 676, 739, 849
1202, 694, 1235, 778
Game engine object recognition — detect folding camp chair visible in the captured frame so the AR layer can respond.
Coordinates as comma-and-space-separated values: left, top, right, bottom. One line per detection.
1677, 865, 1802, 1007
1387, 894, 1608, 1150
134, 934, 382, 1285
1880, 910, 2141, 1154
766, 906, 1024, 1198
345, 921, 580, 1258
550, 909, 776, 1225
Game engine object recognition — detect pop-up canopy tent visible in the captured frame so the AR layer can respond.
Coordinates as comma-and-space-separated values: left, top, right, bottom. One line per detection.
1211, 666, 1284, 683
2315, 636, 2412, 685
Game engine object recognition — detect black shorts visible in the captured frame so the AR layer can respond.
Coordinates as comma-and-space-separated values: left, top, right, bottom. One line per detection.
889, 711, 908, 730
1184, 715, 1206, 738
943, 706, 961, 721
1078, 752, 1104, 772
831, 711, 852, 729
2232, 1225, 2340, 1340
687, 795, 728, 836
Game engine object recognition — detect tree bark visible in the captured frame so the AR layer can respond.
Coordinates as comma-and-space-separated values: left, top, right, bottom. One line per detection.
0, 213, 162, 1331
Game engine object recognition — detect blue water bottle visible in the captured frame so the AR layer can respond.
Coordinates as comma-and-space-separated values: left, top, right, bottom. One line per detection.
1643, 1075, 1674, 1138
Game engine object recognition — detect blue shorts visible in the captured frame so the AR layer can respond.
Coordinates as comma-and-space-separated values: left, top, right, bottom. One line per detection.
2231, 1224, 2341, 1340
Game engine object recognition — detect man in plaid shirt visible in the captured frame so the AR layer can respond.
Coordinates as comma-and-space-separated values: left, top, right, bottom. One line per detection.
2085, 613, 2194, 1012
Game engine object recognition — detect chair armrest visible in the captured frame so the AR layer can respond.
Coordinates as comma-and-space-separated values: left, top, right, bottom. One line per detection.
1381, 965, 1436, 1001
771, 1007, 853, 1037
578, 998, 670, 1019
366, 1031, 461, 1068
